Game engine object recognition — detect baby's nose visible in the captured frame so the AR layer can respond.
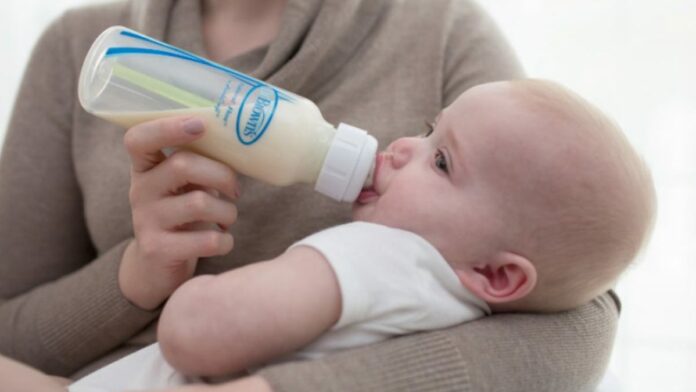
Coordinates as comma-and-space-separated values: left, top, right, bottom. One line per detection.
389, 137, 417, 169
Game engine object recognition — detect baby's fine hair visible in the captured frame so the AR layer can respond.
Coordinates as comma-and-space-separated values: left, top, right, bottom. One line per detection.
506, 79, 656, 312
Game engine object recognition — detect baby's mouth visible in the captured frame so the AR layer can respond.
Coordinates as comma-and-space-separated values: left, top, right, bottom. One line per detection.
356, 153, 385, 204
357, 187, 378, 204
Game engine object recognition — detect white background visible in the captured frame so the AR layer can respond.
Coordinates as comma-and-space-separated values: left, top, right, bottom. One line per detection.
1, 1, 694, 391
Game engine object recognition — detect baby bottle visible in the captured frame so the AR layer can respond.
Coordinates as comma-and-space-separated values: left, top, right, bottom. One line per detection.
78, 26, 376, 202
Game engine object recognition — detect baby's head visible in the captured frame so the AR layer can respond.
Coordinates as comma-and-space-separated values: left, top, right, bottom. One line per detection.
353, 79, 655, 312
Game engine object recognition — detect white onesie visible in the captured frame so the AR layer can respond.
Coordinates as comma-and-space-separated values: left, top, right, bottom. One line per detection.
69, 222, 489, 391
293, 222, 490, 358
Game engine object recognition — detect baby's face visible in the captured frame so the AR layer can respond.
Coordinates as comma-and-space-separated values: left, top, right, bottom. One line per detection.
353, 82, 565, 266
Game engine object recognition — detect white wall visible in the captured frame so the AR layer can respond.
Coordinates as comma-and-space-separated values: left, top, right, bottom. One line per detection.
1, 1, 695, 391
0, 1, 110, 138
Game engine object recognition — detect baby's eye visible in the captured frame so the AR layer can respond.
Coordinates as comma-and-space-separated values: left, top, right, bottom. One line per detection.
435, 149, 449, 173
422, 121, 435, 138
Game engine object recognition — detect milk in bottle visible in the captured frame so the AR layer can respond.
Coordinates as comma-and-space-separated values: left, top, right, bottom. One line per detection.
78, 26, 376, 202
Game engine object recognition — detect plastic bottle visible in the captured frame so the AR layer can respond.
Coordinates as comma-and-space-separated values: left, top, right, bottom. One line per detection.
78, 26, 376, 202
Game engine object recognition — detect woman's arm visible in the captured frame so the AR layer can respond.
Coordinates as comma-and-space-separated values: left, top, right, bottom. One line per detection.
256, 292, 619, 391
158, 246, 341, 376
166, 292, 617, 391
0, 16, 159, 376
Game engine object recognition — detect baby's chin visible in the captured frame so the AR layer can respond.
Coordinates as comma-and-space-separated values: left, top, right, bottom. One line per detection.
351, 205, 406, 233
350, 203, 369, 222
350, 202, 381, 224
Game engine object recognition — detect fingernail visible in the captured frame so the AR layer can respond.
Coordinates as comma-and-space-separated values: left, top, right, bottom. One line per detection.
182, 118, 204, 135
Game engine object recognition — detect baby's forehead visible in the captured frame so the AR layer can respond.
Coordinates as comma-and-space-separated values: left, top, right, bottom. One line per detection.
445, 80, 622, 178
454, 80, 593, 124
453, 88, 607, 186
447, 88, 568, 152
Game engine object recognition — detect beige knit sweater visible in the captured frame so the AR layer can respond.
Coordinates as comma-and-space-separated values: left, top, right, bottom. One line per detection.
0, 0, 618, 390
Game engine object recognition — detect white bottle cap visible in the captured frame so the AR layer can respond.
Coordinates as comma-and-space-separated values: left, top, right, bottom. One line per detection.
315, 123, 378, 202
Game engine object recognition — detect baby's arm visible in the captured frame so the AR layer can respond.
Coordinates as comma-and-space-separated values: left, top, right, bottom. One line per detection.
157, 246, 340, 376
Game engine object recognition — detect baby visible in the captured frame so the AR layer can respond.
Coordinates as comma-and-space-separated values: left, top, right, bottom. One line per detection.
63, 79, 655, 390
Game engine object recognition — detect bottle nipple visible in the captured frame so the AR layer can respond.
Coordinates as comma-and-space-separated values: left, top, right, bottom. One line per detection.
315, 123, 378, 202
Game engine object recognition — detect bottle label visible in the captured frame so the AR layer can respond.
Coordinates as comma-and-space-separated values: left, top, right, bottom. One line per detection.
215, 79, 281, 146
236, 86, 279, 145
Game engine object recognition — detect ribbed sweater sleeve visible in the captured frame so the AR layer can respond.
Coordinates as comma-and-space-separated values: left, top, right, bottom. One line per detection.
0, 16, 158, 376
259, 292, 618, 392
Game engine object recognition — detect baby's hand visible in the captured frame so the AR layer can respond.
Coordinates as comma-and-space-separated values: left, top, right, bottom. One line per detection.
133, 376, 272, 392
0, 354, 70, 392
119, 116, 241, 310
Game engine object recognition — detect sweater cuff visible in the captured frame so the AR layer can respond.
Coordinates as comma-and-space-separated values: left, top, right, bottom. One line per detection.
258, 332, 470, 392
37, 239, 160, 374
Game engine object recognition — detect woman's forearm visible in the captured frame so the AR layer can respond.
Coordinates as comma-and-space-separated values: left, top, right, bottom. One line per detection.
0, 240, 159, 376
0, 15, 158, 375
257, 292, 619, 392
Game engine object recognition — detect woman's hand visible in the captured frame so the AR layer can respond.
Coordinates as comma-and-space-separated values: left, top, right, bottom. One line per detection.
119, 116, 240, 310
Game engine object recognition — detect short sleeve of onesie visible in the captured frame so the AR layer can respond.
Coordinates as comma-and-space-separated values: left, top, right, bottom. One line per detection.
290, 222, 490, 358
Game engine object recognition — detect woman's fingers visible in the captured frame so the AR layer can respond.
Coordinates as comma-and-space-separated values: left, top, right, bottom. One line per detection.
144, 190, 239, 231
124, 116, 206, 173
136, 230, 235, 263
132, 150, 239, 203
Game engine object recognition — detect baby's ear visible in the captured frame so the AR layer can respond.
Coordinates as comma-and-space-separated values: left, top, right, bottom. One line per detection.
453, 252, 537, 305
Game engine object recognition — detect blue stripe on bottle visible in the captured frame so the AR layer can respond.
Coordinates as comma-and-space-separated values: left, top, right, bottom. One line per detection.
113, 29, 295, 102
120, 30, 198, 60
105, 47, 261, 89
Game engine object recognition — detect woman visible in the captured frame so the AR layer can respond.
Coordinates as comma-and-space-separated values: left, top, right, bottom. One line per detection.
0, 0, 618, 390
